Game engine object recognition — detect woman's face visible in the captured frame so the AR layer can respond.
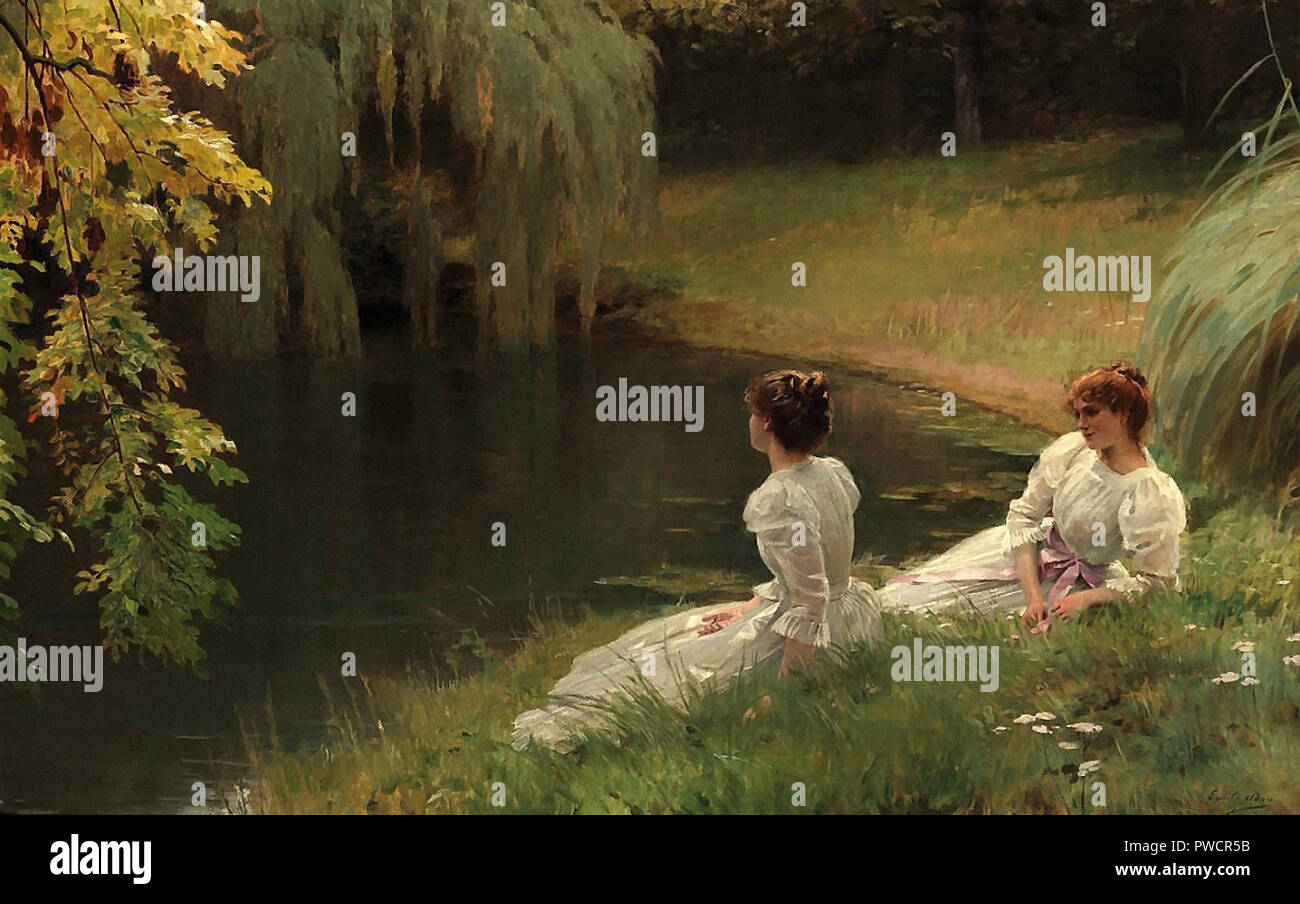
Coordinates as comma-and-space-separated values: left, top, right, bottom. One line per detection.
1073, 397, 1128, 449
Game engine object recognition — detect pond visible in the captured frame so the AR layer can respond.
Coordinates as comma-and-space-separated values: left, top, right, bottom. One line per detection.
0, 330, 1051, 813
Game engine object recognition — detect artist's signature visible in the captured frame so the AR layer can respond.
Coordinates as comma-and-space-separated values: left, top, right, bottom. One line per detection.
1207, 788, 1273, 814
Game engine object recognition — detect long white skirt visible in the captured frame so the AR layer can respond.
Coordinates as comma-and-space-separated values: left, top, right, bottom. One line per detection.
511, 578, 884, 751
875, 521, 1128, 617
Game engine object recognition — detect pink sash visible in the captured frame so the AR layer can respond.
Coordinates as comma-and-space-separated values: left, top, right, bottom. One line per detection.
885, 524, 1108, 604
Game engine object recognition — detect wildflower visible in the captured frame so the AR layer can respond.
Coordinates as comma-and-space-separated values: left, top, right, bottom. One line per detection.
1278, 580, 1291, 586
1241, 677, 1259, 686
1283, 655, 1300, 667
1212, 672, 1240, 684
1078, 760, 1101, 778
1032, 724, 1052, 734
1034, 711, 1057, 721
1285, 634, 1300, 643
1013, 713, 1037, 724
1231, 641, 1255, 653
1184, 624, 1197, 631
1066, 722, 1104, 734
993, 726, 1008, 734
1058, 741, 1080, 750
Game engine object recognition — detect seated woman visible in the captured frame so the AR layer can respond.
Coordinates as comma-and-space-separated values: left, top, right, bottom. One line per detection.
877, 363, 1187, 632
511, 370, 884, 751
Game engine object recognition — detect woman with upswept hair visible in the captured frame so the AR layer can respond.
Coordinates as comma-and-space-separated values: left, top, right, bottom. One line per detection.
878, 362, 1188, 633
512, 369, 884, 752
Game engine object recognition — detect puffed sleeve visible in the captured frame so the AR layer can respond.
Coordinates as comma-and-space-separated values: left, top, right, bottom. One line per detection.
1104, 471, 1188, 602
1002, 431, 1089, 555
822, 456, 862, 511
744, 480, 831, 648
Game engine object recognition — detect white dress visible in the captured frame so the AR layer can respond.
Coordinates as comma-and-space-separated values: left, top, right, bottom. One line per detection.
876, 430, 1188, 617
511, 456, 885, 751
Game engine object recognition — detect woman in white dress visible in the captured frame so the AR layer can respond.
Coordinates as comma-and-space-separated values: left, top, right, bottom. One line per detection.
511, 370, 884, 751
878, 363, 1188, 632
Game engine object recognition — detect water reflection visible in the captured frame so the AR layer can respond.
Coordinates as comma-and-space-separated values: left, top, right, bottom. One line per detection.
0, 332, 1049, 812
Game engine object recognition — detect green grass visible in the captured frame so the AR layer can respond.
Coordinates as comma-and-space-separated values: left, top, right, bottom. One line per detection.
244, 497, 1300, 815
581, 126, 1244, 424
241, 128, 1297, 815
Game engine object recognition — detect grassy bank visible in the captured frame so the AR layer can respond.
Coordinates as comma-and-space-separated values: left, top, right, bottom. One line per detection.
588, 127, 1226, 433
245, 498, 1299, 815
242, 130, 1298, 814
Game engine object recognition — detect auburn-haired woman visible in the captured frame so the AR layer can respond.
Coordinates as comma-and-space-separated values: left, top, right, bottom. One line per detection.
879, 363, 1188, 633
512, 369, 883, 751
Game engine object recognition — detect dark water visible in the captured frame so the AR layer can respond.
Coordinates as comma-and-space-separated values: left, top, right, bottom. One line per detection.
0, 331, 1049, 813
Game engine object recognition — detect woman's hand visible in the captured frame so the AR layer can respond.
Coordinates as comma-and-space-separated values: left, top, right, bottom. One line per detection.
1022, 595, 1050, 633
697, 596, 762, 636
1051, 587, 1118, 621
698, 610, 740, 635
1015, 543, 1048, 632
778, 637, 816, 676
1050, 595, 1084, 622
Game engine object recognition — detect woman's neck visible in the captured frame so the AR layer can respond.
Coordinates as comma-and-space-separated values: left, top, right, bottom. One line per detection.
768, 445, 812, 473
1096, 436, 1146, 474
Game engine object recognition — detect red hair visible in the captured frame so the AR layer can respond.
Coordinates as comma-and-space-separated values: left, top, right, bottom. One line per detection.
1062, 362, 1152, 445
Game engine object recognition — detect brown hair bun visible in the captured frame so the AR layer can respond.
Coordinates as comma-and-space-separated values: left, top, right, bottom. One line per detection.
745, 369, 833, 453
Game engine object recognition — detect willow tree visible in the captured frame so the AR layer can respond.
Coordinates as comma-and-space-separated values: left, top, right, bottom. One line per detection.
208, 0, 660, 354
0, 1, 269, 664
1139, 29, 1300, 497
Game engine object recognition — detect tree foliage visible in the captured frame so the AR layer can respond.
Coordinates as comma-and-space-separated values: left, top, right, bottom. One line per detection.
205, 0, 661, 353
0, 0, 269, 665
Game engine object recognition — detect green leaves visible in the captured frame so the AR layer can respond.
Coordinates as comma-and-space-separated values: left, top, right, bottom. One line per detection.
1, 1, 263, 666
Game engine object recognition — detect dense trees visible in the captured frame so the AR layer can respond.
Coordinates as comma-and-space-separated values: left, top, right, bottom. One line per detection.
617, 0, 1296, 155
195, 0, 660, 355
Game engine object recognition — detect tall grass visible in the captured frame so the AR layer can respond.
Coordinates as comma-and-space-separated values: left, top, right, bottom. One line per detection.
244, 501, 1299, 815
